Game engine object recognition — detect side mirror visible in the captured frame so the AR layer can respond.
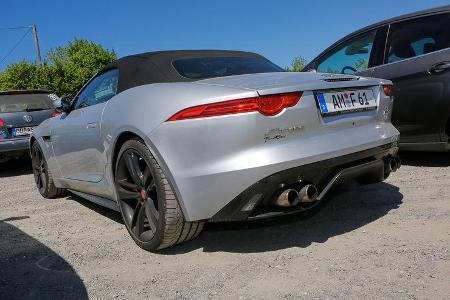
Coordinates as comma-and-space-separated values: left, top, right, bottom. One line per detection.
60, 96, 72, 113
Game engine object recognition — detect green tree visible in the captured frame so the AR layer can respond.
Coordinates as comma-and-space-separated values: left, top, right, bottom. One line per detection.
0, 39, 116, 98
286, 56, 308, 72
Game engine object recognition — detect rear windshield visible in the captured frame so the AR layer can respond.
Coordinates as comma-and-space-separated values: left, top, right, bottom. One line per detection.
172, 57, 284, 79
0, 93, 54, 113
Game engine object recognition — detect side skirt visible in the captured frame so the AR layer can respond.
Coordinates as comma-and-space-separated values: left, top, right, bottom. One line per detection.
69, 190, 119, 212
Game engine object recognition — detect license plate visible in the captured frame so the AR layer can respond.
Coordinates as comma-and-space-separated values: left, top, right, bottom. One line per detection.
316, 89, 377, 116
13, 126, 34, 137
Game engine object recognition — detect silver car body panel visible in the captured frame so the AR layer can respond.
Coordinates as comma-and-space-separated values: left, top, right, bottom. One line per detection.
32, 72, 399, 221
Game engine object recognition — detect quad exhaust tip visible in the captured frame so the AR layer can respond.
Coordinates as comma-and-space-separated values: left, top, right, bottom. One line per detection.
272, 184, 318, 208
386, 156, 401, 173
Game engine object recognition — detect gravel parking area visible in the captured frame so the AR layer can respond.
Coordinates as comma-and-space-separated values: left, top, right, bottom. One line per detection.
1, 153, 449, 299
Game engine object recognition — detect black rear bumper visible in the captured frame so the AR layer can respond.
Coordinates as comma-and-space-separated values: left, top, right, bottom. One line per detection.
210, 142, 399, 222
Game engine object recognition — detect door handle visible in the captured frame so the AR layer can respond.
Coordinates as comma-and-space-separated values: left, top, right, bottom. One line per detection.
428, 62, 450, 75
86, 122, 98, 129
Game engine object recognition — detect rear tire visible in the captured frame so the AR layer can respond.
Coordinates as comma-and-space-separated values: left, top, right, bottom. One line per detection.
114, 138, 204, 251
31, 142, 65, 198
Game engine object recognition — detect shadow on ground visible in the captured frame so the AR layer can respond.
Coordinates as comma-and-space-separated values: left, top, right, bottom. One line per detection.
0, 219, 87, 299
161, 182, 403, 254
0, 157, 33, 178
399, 151, 450, 167
66, 194, 124, 224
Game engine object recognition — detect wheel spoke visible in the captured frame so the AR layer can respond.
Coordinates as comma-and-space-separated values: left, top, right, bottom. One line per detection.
146, 178, 156, 193
144, 200, 158, 232
40, 172, 46, 189
118, 179, 138, 191
143, 167, 151, 186
125, 152, 144, 186
131, 203, 145, 236
117, 186, 140, 200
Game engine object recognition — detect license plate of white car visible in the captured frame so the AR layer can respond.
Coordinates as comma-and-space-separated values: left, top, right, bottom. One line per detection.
316, 89, 377, 116
13, 126, 34, 137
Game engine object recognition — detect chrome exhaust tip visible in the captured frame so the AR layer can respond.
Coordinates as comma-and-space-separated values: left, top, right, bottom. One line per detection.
272, 189, 299, 207
389, 158, 398, 172
298, 184, 318, 203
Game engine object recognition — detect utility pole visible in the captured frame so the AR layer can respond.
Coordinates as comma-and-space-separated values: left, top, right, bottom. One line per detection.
31, 24, 42, 65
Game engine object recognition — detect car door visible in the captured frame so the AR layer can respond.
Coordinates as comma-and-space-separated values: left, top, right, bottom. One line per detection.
51, 69, 118, 182
370, 12, 450, 144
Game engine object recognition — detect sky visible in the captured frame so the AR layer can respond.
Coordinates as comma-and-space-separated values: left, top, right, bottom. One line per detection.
1, 0, 449, 71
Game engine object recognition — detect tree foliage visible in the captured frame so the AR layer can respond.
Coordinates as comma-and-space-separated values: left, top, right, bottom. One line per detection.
286, 56, 308, 72
0, 39, 116, 98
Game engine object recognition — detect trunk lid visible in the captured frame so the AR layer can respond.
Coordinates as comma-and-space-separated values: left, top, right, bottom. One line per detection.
196, 72, 387, 95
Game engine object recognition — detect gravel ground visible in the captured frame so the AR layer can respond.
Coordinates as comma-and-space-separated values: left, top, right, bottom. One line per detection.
0, 152, 449, 299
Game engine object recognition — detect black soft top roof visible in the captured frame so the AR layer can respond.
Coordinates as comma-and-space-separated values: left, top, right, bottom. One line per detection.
102, 50, 266, 93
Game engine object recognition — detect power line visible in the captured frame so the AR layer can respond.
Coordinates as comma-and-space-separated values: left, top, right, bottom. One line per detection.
0, 25, 32, 31
0, 27, 32, 66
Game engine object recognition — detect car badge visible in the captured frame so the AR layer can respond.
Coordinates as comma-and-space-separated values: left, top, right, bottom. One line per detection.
23, 115, 33, 123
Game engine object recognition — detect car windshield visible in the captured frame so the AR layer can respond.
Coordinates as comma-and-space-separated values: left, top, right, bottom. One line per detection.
0, 93, 54, 113
172, 57, 284, 79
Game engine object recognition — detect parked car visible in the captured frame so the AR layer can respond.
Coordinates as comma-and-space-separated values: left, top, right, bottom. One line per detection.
304, 5, 450, 152
31, 50, 400, 251
0, 90, 60, 163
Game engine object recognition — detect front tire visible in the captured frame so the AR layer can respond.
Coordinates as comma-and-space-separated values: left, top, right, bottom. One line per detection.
114, 139, 204, 251
31, 142, 65, 198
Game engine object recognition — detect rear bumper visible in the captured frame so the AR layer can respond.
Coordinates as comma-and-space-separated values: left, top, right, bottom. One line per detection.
400, 141, 449, 152
0, 138, 30, 156
211, 143, 399, 222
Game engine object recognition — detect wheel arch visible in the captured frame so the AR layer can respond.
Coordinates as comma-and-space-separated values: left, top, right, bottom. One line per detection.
109, 129, 190, 220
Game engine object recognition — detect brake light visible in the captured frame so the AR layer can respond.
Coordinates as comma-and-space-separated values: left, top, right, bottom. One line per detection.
167, 92, 302, 121
0, 118, 4, 127
51, 110, 64, 118
383, 85, 394, 97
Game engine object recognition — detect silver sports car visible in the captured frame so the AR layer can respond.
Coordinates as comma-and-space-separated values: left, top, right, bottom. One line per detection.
31, 50, 401, 251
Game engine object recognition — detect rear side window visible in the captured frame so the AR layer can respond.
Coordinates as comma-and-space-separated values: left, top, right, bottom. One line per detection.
386, 13, 450, 63
0, 93, 53, 113
172, 57, 284, 79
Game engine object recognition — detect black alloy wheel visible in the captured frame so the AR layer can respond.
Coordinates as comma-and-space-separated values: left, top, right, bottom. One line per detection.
115, 148, 160, 242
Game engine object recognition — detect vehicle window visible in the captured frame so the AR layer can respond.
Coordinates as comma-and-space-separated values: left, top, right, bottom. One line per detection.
316, 29, 378, 74
74, 69, 118, 109
386, 13, 450, 63
172, 57, 284, 79
0, 93, 53, 113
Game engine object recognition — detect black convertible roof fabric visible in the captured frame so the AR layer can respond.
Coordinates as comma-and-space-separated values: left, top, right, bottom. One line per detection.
102, 50, 265, 93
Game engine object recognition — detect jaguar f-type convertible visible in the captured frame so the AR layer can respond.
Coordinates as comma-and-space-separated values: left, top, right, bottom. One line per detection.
31, 50, 400, 251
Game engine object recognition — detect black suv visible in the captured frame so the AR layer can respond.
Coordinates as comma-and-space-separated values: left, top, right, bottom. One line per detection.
304, 5, 450, 152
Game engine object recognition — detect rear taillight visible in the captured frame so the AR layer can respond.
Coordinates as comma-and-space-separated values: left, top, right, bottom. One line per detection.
51, 110, 64, 118
383, 85, 394, 97
0, 118, 4, 127
167, 91, 302, 121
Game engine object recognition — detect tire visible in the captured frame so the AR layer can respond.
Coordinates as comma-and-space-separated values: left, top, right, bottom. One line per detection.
114, 138, 204, 251
31, 142, 65, 198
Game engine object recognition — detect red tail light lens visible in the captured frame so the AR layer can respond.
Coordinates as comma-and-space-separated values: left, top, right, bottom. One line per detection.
167, 91, 302, 121
383, 85, 394, 97
51, 111, 64, 118
0, 118, 4, 127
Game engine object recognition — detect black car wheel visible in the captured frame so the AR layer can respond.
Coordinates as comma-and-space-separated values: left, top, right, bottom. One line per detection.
114, 138, 204, 251
31, 142, 65, 198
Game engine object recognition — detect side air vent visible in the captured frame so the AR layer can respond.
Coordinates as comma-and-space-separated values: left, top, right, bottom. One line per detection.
323, 77, 359, 82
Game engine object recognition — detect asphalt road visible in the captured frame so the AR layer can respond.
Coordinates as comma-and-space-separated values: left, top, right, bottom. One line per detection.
0, 153, 449, 299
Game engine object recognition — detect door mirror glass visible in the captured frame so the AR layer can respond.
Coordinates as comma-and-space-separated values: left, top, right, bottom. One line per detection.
60, 96, 72, 113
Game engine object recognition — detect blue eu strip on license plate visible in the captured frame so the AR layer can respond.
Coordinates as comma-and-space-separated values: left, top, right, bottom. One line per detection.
317, 93, 328, 113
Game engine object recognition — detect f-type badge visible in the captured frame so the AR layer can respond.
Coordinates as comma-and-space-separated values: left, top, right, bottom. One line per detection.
264, 125, 304, 142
